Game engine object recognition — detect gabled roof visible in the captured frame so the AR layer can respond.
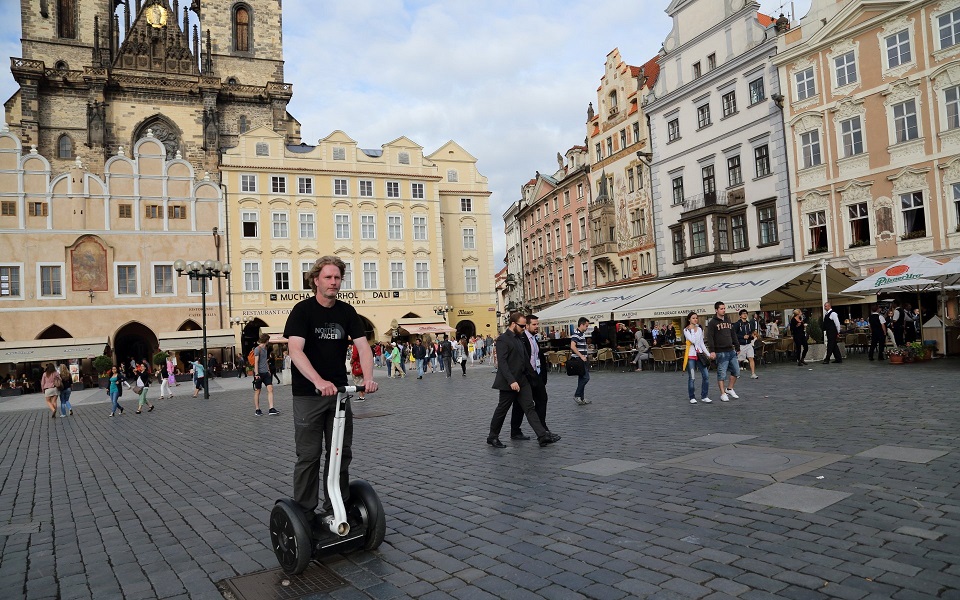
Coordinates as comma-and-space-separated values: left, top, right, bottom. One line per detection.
757, 12, 775, 27
640, 55, 660, 90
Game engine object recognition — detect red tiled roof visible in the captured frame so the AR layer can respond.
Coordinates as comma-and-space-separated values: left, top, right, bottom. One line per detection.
757, 12, 775, 27
640, 55, 660, 90
629, 65, 642, 78
524, 178, 536, 186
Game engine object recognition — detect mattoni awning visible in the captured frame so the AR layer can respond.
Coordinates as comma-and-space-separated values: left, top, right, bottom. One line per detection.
399, 323, 455, 335
0, 337, 109, 364
157, 329, 236, 352
536, 281, 668, 327
614, 262, 860, 321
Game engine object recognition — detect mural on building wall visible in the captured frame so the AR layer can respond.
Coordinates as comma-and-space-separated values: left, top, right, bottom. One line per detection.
70, 236, 108, 291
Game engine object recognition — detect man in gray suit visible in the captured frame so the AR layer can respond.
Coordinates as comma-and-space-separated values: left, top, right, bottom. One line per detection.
487, 312, 560, 449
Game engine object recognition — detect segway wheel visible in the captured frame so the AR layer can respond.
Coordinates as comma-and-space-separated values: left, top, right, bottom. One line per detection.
348, 480, 386, 551
270, 500, 312, 575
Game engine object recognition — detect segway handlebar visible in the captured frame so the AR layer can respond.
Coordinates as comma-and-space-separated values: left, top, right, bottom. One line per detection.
315, 385, 365, 395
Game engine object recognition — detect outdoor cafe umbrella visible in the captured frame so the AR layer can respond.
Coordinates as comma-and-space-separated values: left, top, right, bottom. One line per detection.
925, 255, 960, 347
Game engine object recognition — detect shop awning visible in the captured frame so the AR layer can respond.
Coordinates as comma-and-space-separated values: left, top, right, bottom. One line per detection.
0, 337, 109, 364
613, 262, 860, 321
399, 323, 455, 335
157, 329, 236, 351
536, 281, 668, 327
260, 327, 288, 344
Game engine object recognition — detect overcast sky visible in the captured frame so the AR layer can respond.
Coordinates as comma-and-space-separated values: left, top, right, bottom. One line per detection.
0, 0, 809, 264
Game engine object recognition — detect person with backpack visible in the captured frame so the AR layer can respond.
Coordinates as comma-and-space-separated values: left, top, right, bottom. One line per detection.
253, 333, 279, 416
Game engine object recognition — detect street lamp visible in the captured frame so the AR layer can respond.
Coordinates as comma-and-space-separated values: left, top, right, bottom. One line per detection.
175, 258, 231, 399
434, 305, 454, 319
229, 315, 253, 368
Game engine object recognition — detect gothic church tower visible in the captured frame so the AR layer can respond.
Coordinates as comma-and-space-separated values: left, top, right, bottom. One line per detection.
6, 0, 299, 177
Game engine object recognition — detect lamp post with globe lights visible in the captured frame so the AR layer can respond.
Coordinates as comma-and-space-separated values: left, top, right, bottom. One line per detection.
174, 259, 231, 399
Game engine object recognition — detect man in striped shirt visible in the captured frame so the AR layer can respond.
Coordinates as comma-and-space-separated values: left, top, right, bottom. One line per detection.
571, 317, 592, 405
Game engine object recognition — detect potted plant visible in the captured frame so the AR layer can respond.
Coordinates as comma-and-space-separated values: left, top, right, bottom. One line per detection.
887, 346, 907, 364
153, 351, 168, 367
92, 355, 114, 387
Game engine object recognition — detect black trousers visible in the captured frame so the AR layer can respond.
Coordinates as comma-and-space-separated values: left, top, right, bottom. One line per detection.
793, 335, 808, 362
824, 332, 843, 362
868, 333, 886, 359
293, 395, 353, 517
510, 376, 547, 434
489, 384, 547, 441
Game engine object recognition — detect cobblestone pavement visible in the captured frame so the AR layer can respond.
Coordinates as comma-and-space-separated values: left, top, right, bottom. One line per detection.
1, 356, 958, 600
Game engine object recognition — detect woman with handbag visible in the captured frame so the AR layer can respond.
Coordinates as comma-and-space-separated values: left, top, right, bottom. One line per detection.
57, 364, 74, 417
132, 366, 154, 413
682, 312, 712, 404
40, 363, 60, 418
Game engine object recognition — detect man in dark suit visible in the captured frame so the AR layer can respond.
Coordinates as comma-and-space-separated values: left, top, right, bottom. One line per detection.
488, 312, 560, 449
510, 313, 549, 440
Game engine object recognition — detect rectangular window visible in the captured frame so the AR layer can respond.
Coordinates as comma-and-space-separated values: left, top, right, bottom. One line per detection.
759, 206, 777, 245
886, 30, 911, 67
144, 205, 161, 219
168, 205, 186, 219
577, 183, 584, 199
243, 262, 260, 291
693, 61, 702, 79
582, 261, 589, 287
893, 99, 919, 142
954, 183, 960, 227
565, 222, 573, 246
362, 261, 378, 289
386, 181, 400, 198
672, 176, 684, 205
27, 202, 48, 217
808, 211, 827, 252
189, 278, 203, 294
359, 180, 373, 197
274, 261, 290, 291
415, 261, 429, 289
606, 137, 613, 156
389, 261, 405, 289
272, 212, 289, 238
579, 216, 586, 240
569, 264, 575, 289
939, 8, 960, 49
153, 265, 173, 295
945, 85, 960, 130
627, 168, 635, 192
755, 144, 771, 177
40, 265, 62, 297
0, 265, 21, 297
835, 51, 857, 86
462, 228, 476, 249
668, 118, 680, 142
841, 116, 864, 157
901, 191, 925, 236
691, 220, 707, 255
299, 212, 315, 239
334, 178, 348, 196
796, 67, 816, 101
849, 202, 871, 246
732, 214, 747, 250
672, 229, 684, 262
118, 204, 132, 219
632, 122, 640, 144
749, 78, 765, 105
271, 176, 286, 194
619, 129, 626, 150
241, 211, 259, 238
388, 215, 402, 240
361, 215, 375, 240
241, 174, 257, 192
727, 155, 742, 187
461, 198, 473, 212
702, 165, 716, 195
342, 262, 353, 290
298, 177, 313, 195
722, 91, 737, 117
0, 201, 15, 216
116, 265, 137, 295
697, 104, 711, 128
335, 214, 350, 239
801, 130, 822, 168
596, 142, 603, 161
411, 182, 424, 199
464, 268, 478, 293
717, 216, 729, 251
301, 261, 313, 291
413, 215, 427, 241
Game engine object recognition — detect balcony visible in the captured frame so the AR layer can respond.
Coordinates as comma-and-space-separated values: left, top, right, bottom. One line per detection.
680, 191, 726, 213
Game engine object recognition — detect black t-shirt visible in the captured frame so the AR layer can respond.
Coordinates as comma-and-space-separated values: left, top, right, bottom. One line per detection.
283, 298, 365, 395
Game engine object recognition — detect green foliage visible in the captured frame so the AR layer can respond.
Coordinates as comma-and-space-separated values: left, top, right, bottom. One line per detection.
153, 351, 168, 366
92, 355, 113, 376
806, 318, 822, 344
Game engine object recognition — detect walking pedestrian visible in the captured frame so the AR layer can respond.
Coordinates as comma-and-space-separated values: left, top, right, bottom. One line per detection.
570, 317, 591, 405
790, 309, 809, 366
158, 360, 173, 400
133, 366, 154, 414
440, 334, 453, 376
190, 358, 205, 398
510, 314, 550, 440
413, 338, 427, 379
822, 302, 843, 364
57, 364, 74, 417
389, 343, 404, 378
868, 304, 887, 361
41, 363, 60, 419
458, 337, 469, 376
252, 333, 279, 415
487, 312, 559, 449
705, 301, 741, 403
683, 312, 711, 404
107, 366, 126, 416
734, 309, 759, 379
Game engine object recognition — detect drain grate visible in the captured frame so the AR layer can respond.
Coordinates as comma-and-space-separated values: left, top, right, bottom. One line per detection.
218, 563, 346, 600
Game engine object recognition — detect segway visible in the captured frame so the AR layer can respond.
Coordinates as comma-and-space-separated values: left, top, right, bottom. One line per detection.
269, 386, 386, 575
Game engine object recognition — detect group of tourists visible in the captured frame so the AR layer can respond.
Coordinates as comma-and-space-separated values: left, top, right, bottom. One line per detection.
372, 335, 480, 379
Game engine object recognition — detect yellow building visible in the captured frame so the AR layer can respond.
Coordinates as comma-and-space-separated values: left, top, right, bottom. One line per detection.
220, 127, 496, 350
0, 127, 226, 378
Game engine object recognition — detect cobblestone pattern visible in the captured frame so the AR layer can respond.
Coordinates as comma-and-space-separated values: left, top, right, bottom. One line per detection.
1, 358, 958, 599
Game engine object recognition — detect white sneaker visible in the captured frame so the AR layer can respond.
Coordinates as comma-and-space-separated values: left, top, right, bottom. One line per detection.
750, 374, 759, 379
575, 397, 585, 405
689, 398, 698, 404
727, 389, 740, 399
702, 397, 712, 403
720, 393, 730, 402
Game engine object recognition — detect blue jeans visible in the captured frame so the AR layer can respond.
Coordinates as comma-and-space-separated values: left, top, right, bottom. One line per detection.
109, 390, 121, 413
59, 387, 72, 415
417, 358, 425, 376
715, 350, 740, 381
574, 364, 590, 399
686, 358, 709, 400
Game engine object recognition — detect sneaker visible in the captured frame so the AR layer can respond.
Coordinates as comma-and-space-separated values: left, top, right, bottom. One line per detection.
583, 398, 592, 404
720, 393, 730, 402
69, 409, 73, 415
59, 414, 67, 418
689, 398, 698, 404
702, 397, 712, 403
750, 374, 759, 379
268, 408, 279, 416
727, 389, 740, 399
353, 396, 365, 403
574, 397, 585, 405
255, 409, 263, 416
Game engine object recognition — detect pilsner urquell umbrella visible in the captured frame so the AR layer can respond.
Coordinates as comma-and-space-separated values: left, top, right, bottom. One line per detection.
925, 255, 960, 348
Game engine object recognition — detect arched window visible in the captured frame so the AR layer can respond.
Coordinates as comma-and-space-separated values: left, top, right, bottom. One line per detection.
58, 135, 73, 159
238, 116, 248, 133
234, 6, 250, 52
57, 0, 76, 39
